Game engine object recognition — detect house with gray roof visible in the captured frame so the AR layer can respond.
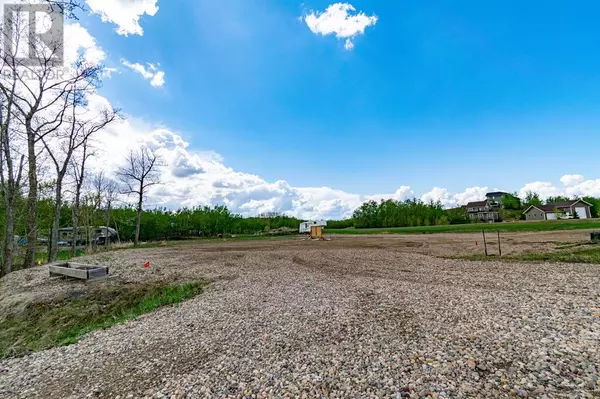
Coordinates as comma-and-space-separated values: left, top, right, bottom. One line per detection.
523, 199, 592, 221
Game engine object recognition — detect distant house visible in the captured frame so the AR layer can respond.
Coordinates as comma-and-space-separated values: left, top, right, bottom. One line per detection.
466, 200, 500, 222
524, 199, 593, 221
466, 192, 507, 222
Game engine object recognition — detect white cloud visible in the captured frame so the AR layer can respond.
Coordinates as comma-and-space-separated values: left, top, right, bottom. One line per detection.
103, 67, 119, 78
565, 179, 600, 198
368, 186, 414, 203
121, 59, 165, 87
64, 23, 106, 65
85, 0, 159, 36
421, 186, 498, 208
560, 174, 585, 186
453, 186, 490, 207
149, 70, 165, 87
518, 182, 561, 200
421, 187, 454, 207
303, 3, 378, 50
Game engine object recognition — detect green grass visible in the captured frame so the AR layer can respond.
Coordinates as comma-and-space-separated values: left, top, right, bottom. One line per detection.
0, 281, 209, 358
328, 219, 600, 235
509, 246, 600, 264
460, 244, 600, 264
34, 250, 85, 264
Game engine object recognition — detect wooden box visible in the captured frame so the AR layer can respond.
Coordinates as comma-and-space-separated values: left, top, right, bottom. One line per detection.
49, 262, 109, 281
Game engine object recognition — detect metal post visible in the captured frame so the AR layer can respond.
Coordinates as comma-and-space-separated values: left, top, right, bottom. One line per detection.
482, 230, 488, 257
497, 230, 502, 257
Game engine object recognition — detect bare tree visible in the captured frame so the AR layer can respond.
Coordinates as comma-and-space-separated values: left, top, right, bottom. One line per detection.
0, 97, 26, 276
42, 102, 115, 262
117, 147, 162, 246
91, 171, 119, 249
70, 139, 93, 257
0, 3, 104, 268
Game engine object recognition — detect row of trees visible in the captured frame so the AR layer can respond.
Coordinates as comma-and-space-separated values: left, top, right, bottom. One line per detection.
352, 199, 449, 228
0, 200, 303, 245
0, 2, 163, 276
345, 192, 600, 229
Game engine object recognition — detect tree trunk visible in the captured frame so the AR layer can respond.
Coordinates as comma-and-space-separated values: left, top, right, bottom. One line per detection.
86, 206, 93, 252
48, 179, 62, 263
105, 205, 111, 250
2, 202, 16, 277
135, 193, 143, 246
71, 197, 79, 257
24, 128, 37, 269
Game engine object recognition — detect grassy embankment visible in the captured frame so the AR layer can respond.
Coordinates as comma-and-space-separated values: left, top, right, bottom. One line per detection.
460, 243, 600, 264
0, 281, 209, 358
328, 219, 600, 235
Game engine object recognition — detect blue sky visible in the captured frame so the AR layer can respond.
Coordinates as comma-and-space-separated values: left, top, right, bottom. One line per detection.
66, 0, 600, 217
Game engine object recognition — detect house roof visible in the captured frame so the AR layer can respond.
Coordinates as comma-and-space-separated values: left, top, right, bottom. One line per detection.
548, 200, 592, 208
526, 205, 559, 213
466, 200, 488, 208
486, 191, 508, 197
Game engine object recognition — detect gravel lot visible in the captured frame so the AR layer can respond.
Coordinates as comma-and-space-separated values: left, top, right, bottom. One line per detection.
1, 235, 599, 398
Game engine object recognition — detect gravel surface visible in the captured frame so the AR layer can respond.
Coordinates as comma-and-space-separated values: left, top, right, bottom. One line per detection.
1, 238, 599, 398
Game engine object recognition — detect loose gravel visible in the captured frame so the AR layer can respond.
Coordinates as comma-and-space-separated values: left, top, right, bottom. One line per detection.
0, 238, 599, 398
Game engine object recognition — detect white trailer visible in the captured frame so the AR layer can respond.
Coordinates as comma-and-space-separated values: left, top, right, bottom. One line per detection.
299, 220, 327, 234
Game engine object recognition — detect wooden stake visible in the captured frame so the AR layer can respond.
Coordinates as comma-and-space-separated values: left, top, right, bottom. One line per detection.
497, 230, 502, 257
482, 230, 488, 257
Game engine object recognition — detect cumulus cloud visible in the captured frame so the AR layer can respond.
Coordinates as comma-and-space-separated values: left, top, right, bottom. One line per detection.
368, 186, 414, 203
421, 187, 454, 207
518, 182, 561, 200
453, 186, 490, 207
565, 179, 600, 198
560, 174, 585, 186
121, 59, 165, 87
85, 0, 159, 36
303, 3, 378, 50
64, 23, 106, 65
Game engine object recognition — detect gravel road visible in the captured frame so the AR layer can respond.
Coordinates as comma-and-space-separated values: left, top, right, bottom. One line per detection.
1, 238, 599, 398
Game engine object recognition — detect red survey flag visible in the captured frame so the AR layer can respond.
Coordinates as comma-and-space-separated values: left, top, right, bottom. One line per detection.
144, 261, 150, 268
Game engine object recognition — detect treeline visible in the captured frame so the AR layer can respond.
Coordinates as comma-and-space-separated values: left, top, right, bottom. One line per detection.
0, 198, 303, 244
112, 207, 302, 241
352, 199, 454, 229
333, 192, 600, 229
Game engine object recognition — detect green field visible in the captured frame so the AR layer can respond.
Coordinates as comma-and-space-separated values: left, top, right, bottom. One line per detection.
328, 219, 600, 235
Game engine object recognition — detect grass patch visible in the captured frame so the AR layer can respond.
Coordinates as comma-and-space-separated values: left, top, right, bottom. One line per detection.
34, 250, 86, 264
328, 219, 600, 235
459, 245, 600, 264
511, 246, 600, 264
0, 281, 209, 358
